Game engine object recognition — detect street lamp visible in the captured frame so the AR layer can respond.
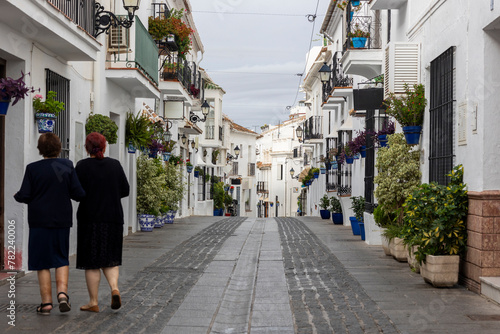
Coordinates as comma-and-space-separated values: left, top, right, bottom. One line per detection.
227, 145, 240, 162
181, 133, 187, 145
163, 130, 172, 143
190, 100, 210, 124
296, 125, 303, 142
94, 0, 141, 37
290, 168, 299, 179
319, 62, 332, 83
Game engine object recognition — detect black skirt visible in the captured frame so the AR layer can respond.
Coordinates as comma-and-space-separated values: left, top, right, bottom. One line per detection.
28, 227, 70, 270
76, 222, 123, 270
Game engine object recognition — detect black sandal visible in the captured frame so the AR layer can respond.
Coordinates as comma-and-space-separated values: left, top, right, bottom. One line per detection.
57, 292, 71, 312
37, 303, 53, 315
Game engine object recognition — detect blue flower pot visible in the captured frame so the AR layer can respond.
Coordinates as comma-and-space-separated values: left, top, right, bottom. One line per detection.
332, 213, 343, 225
349, 217, 360, 235
165, 210, 176, 224
359, 222, 365, 240
0, 100, 11, 115
149, 148, 158, 158
154, 215, 164, 228
128, 141, 136, 154
378, 134, 388, 147
346, 157, 354, 164
402, 126, 422, 145
162, 151, 171, 161
138, 214, 155, 232
320, 209, 331, 219
320, 168, 326, 174
352, 37, 367, 48
314, 172, 319, 179
352, 0, 360, 6
194, 170, 199, 177
360, 146, 366, 158
35, 113, 56, 133
187, 165, 193, 173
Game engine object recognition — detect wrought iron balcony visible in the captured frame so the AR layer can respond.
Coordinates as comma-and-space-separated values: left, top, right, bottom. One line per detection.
161, 54, 203, 99
322, 51, 353, 103
49, 0, 95, 36
303, 116, 323, 141
342, 2, 382, 52
257, 181, 269, 194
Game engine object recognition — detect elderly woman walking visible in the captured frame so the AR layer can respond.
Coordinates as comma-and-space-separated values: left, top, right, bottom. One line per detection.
14, 133, 85, 315
76, 132, 130, 312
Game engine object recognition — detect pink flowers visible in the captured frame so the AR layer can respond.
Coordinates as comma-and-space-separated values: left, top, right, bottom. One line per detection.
33, 94, 43, 100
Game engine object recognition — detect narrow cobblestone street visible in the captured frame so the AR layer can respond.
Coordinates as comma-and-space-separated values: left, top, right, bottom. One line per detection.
2, 216, 500, 333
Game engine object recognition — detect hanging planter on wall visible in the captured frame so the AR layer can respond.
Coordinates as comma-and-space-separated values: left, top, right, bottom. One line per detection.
0, 99, 11, 115
35, 113, 57, 133
360, 146, 366, 158
187, 165, 193, 173
345, 156, 354, 164
128, 141, 136, 154
352, 37, 367, 48
162, 151, 171, 161
378, 134, 388, 147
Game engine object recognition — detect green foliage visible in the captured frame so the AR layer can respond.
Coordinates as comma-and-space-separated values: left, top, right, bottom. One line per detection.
329, 197, 342, 213
125, 111, 153, 149
137, 155, 166, 215
374, 133, 421, 225
381, 223, 405, 242
32, 91, 65, 116
403, 165, 468, 263
350, 196, 365, 222
373, 205, 394, 228
213, 182, 225, 209
384, 83, 427, 127
85, 113, 118, 144
163, 163, 186, 211
212, 149, 220, 164
312, 167, 320, 175
319, 195, 330, 210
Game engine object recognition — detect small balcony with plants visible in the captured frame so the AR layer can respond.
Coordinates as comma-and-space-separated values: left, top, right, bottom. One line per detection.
337, 0, 383, 79
105, 16, 160, 98
322, 51, 354, 104
303, 116, 323, 142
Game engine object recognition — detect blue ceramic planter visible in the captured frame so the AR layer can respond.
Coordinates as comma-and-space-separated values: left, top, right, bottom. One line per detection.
403, 126, 422, 145
162, 151, 171, 161
346, 157, 354, 164
35, 113, 56, 133
320, 210, 331, 219
0, 100, 11, 115
194, 170, 199, 177
352, 37, 367, 48
320, 168, 326, 174
128, 141, 136, 154
138, 214, 155, 232
378, 134, 388, 147
332, 213, 343, 225
187, 165, 193, 173
313, 172, 319, 179
360, 146, 366, 158
349, 217, 360, 235
359, 222, 365, 240
352, 0, 360, 6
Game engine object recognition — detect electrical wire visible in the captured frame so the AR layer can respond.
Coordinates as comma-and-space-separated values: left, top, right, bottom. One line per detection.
192, 10, 324, 18
291, 0, 322, 107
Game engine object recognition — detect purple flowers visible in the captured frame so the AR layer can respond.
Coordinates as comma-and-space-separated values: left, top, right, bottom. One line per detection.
0, 72, 38, 106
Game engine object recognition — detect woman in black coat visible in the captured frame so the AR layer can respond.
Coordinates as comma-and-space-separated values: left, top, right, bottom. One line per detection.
14, 133, 85, 315
76, 132, 129, 313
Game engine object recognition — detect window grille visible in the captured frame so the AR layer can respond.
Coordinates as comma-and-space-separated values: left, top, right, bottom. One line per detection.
46, 69, 70, 159
429, 47, 455, 185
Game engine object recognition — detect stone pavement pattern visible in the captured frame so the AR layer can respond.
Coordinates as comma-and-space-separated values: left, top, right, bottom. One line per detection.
2, 215, 500, 334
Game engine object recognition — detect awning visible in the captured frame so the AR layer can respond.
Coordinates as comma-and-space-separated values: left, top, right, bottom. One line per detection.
263, 197, 270, 202
298, 167, 311, 182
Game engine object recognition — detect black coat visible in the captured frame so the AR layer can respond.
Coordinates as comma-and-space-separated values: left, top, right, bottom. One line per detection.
14, 158, 86, 228
76, 157, 130, 225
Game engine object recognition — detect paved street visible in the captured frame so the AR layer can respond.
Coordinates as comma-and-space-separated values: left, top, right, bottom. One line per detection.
1, 216, 500, 333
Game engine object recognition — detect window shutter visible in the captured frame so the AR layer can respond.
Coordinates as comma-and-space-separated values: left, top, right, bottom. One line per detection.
384, 42, 420, 97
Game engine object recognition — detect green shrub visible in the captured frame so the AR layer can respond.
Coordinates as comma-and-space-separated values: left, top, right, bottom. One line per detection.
86, 113, 118, 144
329, 197, 342, 213
319, 195, 330, 210
373, 205, 394, 228
125, 111, 153, 149
350, 196, 365, 222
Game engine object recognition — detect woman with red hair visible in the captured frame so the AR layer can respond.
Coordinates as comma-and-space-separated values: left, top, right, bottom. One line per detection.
75, 132, 129, 312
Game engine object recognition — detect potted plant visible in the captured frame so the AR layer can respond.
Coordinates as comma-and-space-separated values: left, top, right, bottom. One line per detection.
319, 164, 326, 174
125, 111, 153, 153
85, 113, 118, 144
384, 83, 427, 145
350, 196, 365, 238
376, 120, 395, 148
348, 24, 370, 48
374, 205, 395, 256
312, 167, 320, 178
342, 144, 355, 164
213, 182, 225, 216
329, 196, 343, 225
147, 138, 163, 158
212, 149, 220, 165
0, 71, 37, 115
194, 166, 202, 178
186, 161, 193, 173
319, 195, 331, 219
137, 155, 166, 231
404, 165, 467, 287
32, 91, 65, 133
148, 9, 193, 59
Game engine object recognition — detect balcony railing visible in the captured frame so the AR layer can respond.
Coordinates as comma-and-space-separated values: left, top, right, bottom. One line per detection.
303, 116, 323, 141
257, 181, 268, 194
323, 51, 353, 102
106, 16, 159, 85
48, 0, 95, 36
161, 54, 203, 98
342, 2, 382, 52
205, 125, 215, 140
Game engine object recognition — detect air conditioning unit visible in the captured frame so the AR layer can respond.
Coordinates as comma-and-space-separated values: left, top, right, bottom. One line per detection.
108, 25, 128, 49
384, 42, 420, 97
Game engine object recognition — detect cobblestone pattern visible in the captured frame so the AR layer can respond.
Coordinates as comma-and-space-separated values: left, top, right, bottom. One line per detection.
54, 217, 246, 334
276, 217, 401, 334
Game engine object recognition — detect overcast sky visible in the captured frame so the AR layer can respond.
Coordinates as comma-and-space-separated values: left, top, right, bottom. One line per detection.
190, 0, 331, 131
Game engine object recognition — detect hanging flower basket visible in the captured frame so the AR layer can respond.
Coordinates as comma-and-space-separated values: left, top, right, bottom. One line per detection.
378, 134, 388, 147
402, 126, 422, 145
345, 156, 354, 164
0, 99, 11, 115
313, 172, 319, 178
352, 0, 360, 6
162, 151, 171, 161
35, 113, 57, 133
128, 141, 136, 154
320, 167, 326, 174
194, 170, 199, 177
352, 37, 367, 48
360, 146, 366, 158
149, 148, 158, 158
187, 165, 193, 173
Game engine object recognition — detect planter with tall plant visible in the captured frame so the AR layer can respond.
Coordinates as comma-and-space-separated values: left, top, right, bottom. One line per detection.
33, 91, 65, 133
319, 195, 331, 219
136, 155, 166, 231
329, 196, 343, 225
85, 113, 118, 144
0, 71, 37, 115
125, 111, 153, 153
